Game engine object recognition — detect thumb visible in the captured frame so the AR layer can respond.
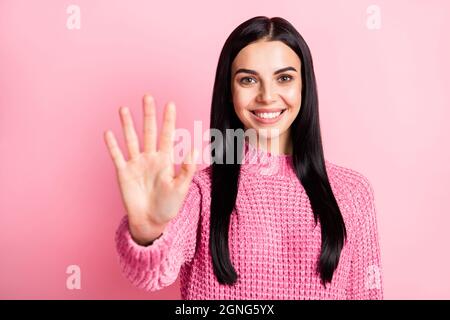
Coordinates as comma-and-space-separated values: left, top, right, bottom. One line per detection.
175, 148, 198, 189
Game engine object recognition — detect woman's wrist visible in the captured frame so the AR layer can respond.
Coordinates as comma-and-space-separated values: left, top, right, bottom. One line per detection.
129, 219, 168, 246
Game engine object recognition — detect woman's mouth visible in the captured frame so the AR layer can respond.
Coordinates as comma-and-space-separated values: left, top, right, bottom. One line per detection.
250, 109, 287, 124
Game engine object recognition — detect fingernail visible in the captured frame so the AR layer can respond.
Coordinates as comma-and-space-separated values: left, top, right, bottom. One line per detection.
144, 95, 153, 104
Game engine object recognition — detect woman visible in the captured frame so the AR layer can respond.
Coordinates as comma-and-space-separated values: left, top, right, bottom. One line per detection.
104, 16, 383, 300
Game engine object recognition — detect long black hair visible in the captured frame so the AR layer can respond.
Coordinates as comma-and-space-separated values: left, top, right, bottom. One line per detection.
209, 16, 347, 288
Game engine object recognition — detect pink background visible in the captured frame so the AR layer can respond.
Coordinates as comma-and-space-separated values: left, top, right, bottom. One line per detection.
1, 0, 449, 299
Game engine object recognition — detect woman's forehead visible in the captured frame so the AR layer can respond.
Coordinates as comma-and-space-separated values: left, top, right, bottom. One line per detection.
232, 40, 301, 72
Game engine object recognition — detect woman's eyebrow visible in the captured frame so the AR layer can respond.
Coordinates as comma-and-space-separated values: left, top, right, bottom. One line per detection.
234, 66, 297, 76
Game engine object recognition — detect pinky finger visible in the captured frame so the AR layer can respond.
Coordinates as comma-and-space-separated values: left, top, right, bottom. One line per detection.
104, 130, 127, 170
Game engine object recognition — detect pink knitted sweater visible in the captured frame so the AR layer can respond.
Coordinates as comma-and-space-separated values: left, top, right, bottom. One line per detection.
115, 141, 384, 300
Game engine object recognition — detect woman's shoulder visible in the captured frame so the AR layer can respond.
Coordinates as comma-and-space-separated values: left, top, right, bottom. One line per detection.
191, 160, 376, 204
324, 159, 375, 202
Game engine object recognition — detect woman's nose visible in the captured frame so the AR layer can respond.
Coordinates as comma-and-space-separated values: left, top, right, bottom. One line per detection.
257, 82, 277, 103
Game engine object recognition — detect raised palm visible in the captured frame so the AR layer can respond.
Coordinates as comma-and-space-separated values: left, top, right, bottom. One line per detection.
103, 95, 198, 244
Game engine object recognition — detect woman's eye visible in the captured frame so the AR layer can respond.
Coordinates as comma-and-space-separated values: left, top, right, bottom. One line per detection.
240, 77, 256, 85
278, 75, 293, 82
239, 75, 293, 85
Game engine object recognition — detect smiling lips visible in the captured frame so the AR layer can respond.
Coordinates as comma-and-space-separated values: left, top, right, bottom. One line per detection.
250, 108, 287, 124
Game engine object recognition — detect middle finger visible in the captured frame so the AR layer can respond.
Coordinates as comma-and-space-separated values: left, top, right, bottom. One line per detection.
143, 94, 157, 153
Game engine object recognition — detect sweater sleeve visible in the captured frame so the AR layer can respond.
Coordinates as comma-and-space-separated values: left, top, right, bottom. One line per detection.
114, 179, 202, 292
347, 174, 384, 300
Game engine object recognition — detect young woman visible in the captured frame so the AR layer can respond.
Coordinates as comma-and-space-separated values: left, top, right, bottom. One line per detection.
104, 16, 383, 300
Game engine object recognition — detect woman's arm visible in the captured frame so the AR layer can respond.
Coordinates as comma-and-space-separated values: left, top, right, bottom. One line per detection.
346, 174, 384, 300
114, 179, 202, 292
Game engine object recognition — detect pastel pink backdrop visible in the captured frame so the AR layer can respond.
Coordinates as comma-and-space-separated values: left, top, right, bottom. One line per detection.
0, 0, 449, 299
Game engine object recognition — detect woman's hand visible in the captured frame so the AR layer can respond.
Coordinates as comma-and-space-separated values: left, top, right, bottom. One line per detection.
103, 94, 198, 245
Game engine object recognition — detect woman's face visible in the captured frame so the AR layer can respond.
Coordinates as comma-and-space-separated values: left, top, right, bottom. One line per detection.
230, 40, 302, 154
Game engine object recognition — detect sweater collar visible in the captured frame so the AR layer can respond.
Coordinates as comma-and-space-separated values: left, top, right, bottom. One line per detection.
240, 140, 295, 177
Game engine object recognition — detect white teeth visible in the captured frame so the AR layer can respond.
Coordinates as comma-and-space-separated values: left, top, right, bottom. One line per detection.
254, 111, 282, 119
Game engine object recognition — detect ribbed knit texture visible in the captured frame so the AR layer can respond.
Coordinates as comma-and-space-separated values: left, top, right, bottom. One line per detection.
115, 141, 384, 299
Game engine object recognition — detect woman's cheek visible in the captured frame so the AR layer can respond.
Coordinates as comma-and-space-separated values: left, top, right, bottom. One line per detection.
283, 86, 301, 107
233, 90, 253, 112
